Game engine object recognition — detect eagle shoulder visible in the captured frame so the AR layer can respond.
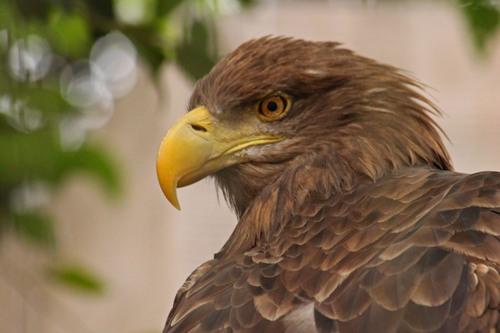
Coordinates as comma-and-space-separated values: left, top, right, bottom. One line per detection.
164, 168, 500, 333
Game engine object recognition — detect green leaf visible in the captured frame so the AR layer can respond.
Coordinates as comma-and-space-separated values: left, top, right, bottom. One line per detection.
191, 20, 210, 53
156, 0, 186, 17
48, 9, 92, 59
0, 131, 120, 195
236, 0, 256, 7
129, 33, 166, 76
83, 0, 115, 20
458, 0, 500, 54
14, 0, 52, 20
51, 0, 78, 12
175, 20, 217, 80
48, 264, 104, 293
62, 143, 121, 195
11, 212, 56, 247
0, 3, 15, 30
176, 42, 216, 80
0, 131, 63, 188
24, 84, 76, 119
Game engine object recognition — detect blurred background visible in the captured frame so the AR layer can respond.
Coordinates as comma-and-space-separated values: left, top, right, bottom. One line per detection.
1, 0, 499, 332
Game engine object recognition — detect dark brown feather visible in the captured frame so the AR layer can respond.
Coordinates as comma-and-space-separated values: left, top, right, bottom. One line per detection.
163, 37, 500, 333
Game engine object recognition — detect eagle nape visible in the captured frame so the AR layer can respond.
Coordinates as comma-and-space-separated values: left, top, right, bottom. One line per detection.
156, 36, 500, 333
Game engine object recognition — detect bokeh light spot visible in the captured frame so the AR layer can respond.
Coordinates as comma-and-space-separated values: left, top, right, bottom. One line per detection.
8, 35, 52, 82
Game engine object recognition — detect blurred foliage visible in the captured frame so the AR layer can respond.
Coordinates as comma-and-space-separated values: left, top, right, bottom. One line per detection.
0, 0, 254, 292
0, 0, 498, 296
48, 264, 105, 293
457, 0, 500, 54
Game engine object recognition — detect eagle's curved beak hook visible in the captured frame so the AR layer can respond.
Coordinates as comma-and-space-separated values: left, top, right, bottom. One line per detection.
156, 106, 285, 210
156, 107, 216, 210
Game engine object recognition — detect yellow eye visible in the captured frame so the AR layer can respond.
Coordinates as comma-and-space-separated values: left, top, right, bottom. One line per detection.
258, 95, 289, 120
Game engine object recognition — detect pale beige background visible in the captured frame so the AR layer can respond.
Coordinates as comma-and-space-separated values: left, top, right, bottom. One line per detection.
1, 1, 499, 333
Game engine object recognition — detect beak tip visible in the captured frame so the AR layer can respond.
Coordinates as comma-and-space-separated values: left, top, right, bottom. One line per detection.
161, 184, 181, 211
157, 169, 182, 211
171, 199, 181, 211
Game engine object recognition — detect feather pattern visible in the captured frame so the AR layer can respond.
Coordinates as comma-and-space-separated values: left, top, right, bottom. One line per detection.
163, 37, 500, 332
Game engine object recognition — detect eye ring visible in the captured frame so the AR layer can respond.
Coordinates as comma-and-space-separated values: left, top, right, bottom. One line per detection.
258, 94, 290, 120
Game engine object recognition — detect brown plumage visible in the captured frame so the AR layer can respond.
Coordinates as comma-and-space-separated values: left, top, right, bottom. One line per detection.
161, 37, 500, 333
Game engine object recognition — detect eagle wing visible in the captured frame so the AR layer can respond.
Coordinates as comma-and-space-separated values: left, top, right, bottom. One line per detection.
164, 167, 500, 333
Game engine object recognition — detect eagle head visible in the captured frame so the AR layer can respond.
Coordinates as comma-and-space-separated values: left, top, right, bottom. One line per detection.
157, 36, 451, 216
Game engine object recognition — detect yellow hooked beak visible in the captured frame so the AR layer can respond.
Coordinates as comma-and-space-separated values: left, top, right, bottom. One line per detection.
156, 106, 284, 210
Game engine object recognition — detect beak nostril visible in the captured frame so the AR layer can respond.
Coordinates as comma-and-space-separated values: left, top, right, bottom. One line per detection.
190, 124, 207, 132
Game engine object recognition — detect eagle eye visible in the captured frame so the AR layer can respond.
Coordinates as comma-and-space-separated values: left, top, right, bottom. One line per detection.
258, 94, 290, 120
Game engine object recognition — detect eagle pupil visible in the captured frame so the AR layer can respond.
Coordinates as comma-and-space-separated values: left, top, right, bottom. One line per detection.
267, 101, 278, 112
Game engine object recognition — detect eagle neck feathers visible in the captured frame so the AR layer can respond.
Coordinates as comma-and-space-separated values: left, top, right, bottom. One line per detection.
215, 146, 361, 258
